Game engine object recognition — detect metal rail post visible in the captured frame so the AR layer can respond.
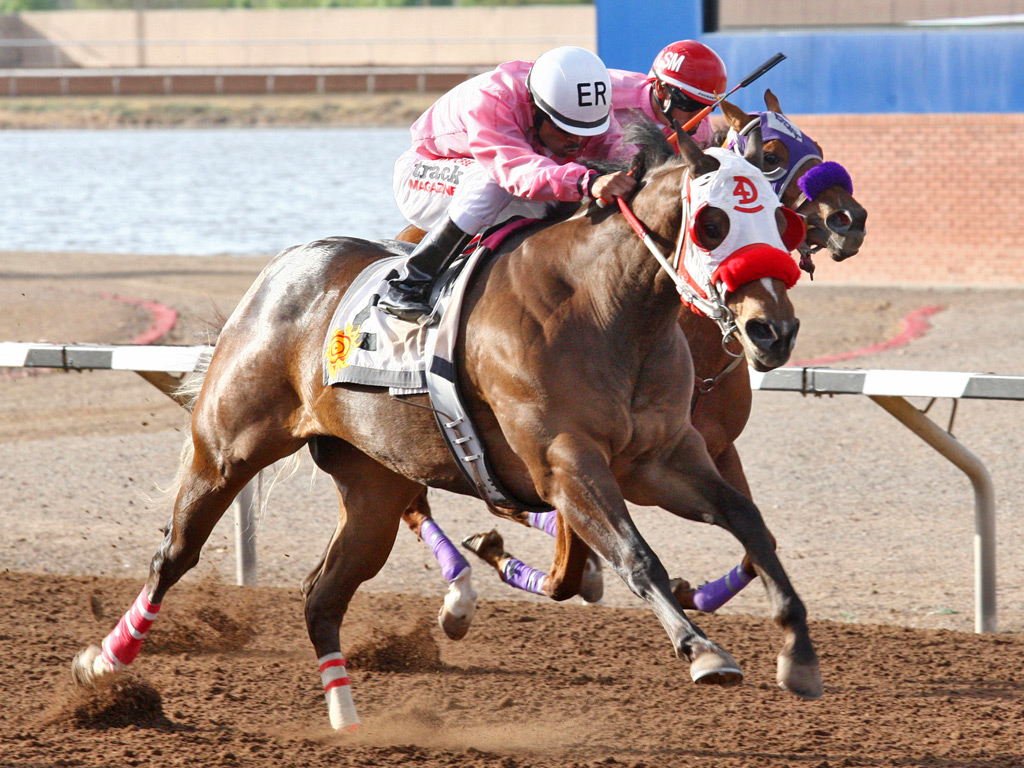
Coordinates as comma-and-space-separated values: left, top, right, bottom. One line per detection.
869, 395, 996, 633
232, 480, 258, 587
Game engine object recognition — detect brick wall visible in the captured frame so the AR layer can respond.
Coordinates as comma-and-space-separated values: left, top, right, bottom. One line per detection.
783, 113, 1024, 286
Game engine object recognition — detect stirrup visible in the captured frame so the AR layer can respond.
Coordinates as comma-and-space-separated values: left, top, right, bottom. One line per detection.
377, 282, 433, 323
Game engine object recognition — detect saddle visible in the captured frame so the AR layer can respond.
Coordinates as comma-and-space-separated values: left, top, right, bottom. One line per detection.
322, 218, 554, 517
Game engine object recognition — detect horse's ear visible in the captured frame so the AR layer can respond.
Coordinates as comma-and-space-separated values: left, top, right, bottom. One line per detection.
720, 99, 754, 134
674, 124, 719, 176
743, 122, 764, 170
764, 88, 782, 114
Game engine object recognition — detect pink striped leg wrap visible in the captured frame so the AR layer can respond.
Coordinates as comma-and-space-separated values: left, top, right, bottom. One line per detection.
319, 652, 360, 731
100, 586, 161, 672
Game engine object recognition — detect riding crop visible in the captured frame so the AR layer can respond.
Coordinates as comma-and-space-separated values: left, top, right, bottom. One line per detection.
679, 51, 787, 134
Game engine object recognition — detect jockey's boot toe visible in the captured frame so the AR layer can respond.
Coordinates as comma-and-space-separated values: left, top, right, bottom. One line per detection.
377, 281, 432, 323
461, 529, 506, 566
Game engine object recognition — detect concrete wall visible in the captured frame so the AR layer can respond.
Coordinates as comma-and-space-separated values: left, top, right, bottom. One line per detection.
3, 6, 596, 69
597, 0, 1024, 114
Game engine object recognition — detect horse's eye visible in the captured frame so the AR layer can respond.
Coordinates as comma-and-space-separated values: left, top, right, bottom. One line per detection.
701, 222, 722, 240
764, 152, 783, 171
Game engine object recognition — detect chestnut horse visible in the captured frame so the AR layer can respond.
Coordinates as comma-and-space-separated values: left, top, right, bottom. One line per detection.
71, 122, 822, 731
672, 91, 867, 610
403, 90, 868, 629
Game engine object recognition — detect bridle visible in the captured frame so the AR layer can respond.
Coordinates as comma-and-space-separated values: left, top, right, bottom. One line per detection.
727, 111, 855, 278
614, 167, 741, 348
614, 147, 798, 362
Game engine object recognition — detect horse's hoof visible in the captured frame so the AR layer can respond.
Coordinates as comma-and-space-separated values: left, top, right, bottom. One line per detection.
71, 645, 105, 686
777, 653, 823, 700
690, 647, 744, 687
579, 553, 604, 604
461, 530, 506, 565
438, 569, 478, 641
669, 577, 697, 610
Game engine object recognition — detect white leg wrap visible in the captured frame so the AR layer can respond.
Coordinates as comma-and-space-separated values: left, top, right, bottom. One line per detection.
318, 652, 360, 731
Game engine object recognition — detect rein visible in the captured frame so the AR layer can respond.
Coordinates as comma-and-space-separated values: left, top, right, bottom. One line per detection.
614, 192, 740, 345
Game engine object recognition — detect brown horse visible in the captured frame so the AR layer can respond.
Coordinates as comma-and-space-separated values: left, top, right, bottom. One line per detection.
405, 91, 868, 625
671, 92, 867, 609
71, 121, 821, 731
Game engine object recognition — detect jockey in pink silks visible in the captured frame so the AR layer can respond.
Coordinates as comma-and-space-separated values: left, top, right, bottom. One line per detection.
404, 44, 747, 641
379, 45, 636, 322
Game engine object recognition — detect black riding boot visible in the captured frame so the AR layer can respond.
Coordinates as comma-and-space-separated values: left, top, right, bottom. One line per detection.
378, 217, 474, 322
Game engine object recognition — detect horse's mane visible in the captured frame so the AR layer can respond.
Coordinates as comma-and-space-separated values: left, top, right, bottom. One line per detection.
581, 116, 679, 184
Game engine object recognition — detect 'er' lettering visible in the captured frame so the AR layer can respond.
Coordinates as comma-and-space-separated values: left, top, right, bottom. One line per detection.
577, 81, 607, 107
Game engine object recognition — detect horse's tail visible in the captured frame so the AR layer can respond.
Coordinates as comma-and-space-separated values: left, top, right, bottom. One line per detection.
175, 346, 214, 414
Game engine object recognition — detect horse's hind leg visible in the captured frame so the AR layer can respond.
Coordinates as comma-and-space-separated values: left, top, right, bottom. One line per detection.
72, 408, 304, 685
462, 514, 603, 603
302, 436, 425, 731
400, 489, 477, 640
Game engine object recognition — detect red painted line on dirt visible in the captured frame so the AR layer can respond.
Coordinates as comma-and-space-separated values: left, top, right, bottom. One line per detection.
795, 305, 943, 366
0, 294, 178, 380
99, 293, 179, 345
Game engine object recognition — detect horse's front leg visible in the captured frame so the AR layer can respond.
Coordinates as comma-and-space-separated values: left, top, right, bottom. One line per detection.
537, 435, 743, 687
671, 439, 765, 612
640, 427, 822, 699
460, 514, 591, 601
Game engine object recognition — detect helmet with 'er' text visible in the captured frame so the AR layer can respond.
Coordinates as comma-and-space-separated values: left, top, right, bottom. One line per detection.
527, 46, 612, 136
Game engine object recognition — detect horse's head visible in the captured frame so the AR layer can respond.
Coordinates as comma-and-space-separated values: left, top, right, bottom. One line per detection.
656, 122, 802, 371
721, 90, 867, 270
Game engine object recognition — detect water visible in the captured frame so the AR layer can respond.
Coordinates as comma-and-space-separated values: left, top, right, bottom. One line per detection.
0, 127, 411, 256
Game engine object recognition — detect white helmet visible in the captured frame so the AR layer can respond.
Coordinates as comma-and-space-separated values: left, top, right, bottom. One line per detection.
526, 46, 611, 137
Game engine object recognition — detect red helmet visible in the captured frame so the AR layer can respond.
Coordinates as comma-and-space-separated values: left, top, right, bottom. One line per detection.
650, 40, 728, 106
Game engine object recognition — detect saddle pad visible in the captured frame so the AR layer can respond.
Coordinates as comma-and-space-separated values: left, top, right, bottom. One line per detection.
322, 255, 430, 394
321, 229, 553, 516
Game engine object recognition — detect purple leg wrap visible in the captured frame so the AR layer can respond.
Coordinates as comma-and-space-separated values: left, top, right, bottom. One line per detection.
527, 510, 559, 538
501, 558, 547, 595
418, 518, 469, 583
693, 563, 754, 613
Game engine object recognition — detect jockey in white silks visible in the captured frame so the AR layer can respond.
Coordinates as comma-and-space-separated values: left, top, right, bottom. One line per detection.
380, 45, 636, 323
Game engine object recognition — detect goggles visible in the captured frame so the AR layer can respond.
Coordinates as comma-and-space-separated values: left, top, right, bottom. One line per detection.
667, 87, 709, 115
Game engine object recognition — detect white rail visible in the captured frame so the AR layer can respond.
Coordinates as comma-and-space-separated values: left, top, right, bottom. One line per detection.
4, 342, 1021, 633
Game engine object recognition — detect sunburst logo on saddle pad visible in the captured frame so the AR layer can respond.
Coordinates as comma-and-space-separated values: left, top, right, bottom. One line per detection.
324, 323, 361, 378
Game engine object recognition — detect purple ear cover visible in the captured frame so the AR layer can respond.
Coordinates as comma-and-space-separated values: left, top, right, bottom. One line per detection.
797, 161, 853, 200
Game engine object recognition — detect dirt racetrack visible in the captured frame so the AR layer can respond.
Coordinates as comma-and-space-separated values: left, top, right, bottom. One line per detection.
2, 251, 1024, 767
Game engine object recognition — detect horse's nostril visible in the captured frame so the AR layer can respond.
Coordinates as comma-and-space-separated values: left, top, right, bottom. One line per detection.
746, 319, 799, 356
826, 210, 853, 234
784, 318, 800, 351
745, 319, 775, 347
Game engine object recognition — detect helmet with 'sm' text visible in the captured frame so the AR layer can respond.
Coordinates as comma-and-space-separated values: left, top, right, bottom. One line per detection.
527, 46, 612, 136
650, 40, 728, 106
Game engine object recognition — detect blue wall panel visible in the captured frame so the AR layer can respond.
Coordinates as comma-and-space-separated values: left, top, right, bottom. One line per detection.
595, 0, 1024, 114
